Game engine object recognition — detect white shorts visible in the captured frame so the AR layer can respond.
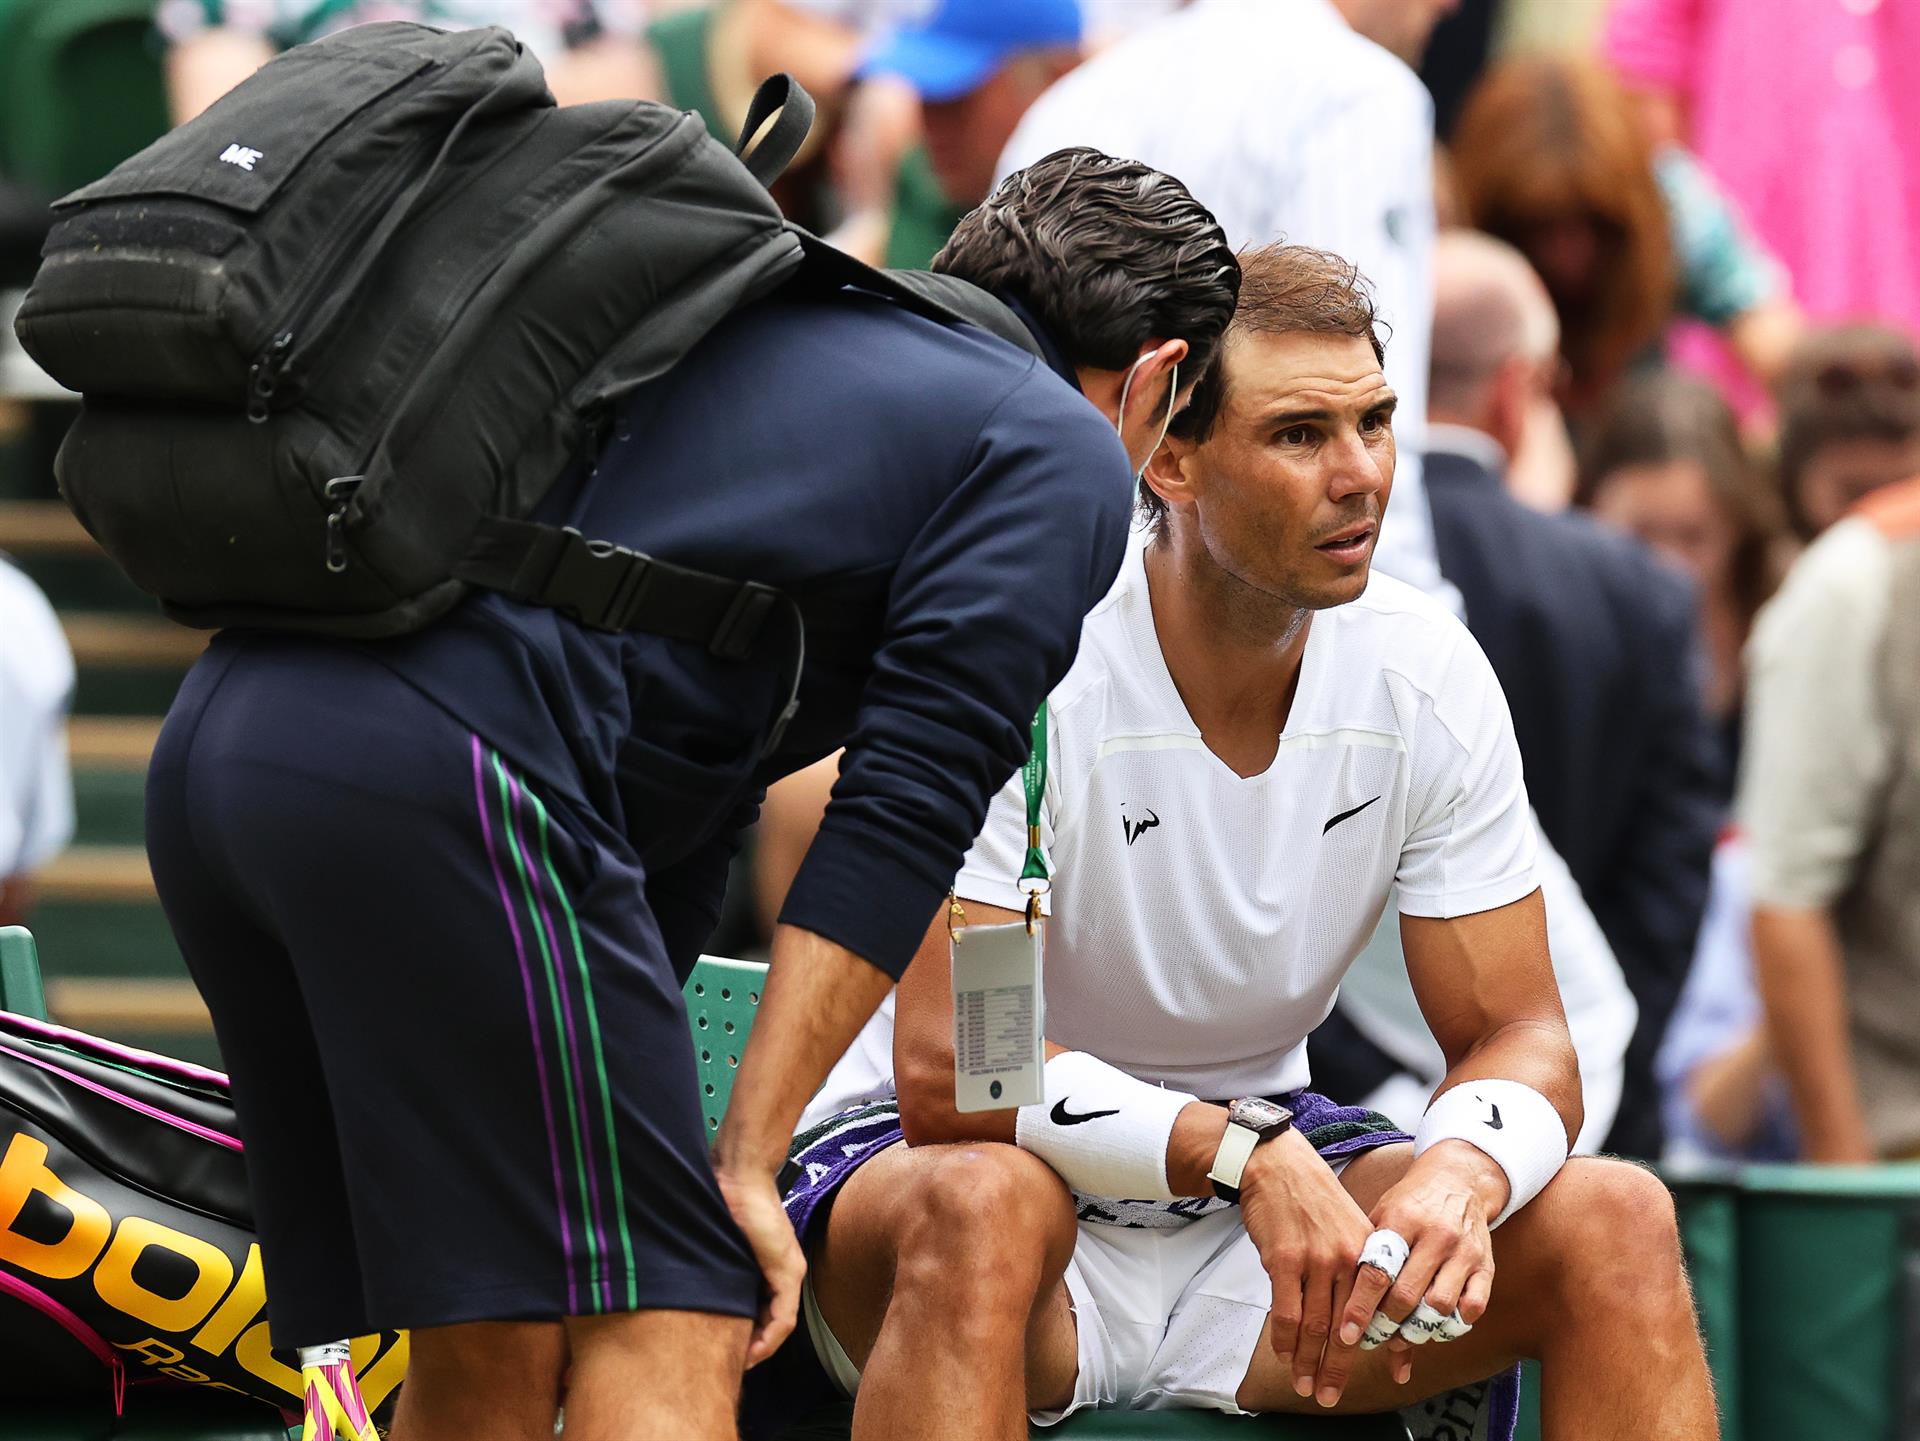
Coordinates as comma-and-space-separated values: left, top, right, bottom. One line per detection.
806, 1208, 1273, 1425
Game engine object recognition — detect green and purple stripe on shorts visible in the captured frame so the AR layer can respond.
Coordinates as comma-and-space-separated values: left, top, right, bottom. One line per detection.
472, 736, 637, 1316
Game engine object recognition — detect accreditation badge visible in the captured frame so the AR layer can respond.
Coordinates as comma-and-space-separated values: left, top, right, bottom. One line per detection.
950, 917, 1044, 1113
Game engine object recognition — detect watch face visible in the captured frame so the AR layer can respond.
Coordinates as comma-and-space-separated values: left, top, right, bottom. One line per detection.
1231, 1098, 1291, 1131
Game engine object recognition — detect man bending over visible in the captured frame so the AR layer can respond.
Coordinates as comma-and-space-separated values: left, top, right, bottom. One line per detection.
751, 246, 1717, 1441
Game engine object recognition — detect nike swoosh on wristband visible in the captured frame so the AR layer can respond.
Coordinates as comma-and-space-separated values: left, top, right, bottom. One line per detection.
1484, 1103, 1503, 1130
1323, 795, 1382, 833
1051, 1099, 1120, 1126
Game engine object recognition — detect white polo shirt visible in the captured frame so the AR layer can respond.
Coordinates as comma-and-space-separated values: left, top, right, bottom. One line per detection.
806, 546, 1538, 1122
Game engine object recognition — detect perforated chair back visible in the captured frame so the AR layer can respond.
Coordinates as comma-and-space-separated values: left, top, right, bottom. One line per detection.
683, 956, 766, 1134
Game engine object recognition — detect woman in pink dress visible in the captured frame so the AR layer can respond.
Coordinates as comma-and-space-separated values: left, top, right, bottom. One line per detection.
1605, 0, 1920, 407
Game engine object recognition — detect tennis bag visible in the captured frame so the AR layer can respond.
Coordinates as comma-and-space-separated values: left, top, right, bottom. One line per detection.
0, 1010, 407, 1418
13, 20, 1035, 649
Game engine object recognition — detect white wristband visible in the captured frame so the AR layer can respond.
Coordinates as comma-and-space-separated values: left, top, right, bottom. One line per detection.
1015, 1051, 1196, 1201
1413, 1080, 1568, 1227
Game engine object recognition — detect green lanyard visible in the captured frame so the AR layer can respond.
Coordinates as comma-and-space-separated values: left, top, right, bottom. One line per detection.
1019, 704, 1050, 925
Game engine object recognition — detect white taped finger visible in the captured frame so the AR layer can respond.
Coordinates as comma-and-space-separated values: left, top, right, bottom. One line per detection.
1359, 1310, 1400, 1351
1398, 1302, 1449, 1345
1358, 1228, 1410, 1282
1434, 1309, 1473, 1341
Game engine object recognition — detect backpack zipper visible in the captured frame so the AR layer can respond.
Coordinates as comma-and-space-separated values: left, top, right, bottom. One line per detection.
327, 111, 708, 564
244, 123, 443, 423
324, 475, 363, 572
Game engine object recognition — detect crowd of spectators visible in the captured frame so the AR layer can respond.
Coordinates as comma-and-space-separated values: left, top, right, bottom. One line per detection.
3, 0, 1919, 1171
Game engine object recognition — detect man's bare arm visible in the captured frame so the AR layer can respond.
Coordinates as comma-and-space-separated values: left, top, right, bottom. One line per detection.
1751, 904, 1874, 1162
1320, 889, 1579, 1387
711, 922, 896, 1365
1392, 889, 1581, 1218
717, 923, 898, 1174
1403, 890, 1581, 1129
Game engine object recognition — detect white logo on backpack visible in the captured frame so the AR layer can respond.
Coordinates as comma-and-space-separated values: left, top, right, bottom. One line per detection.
218, 144, 264, 171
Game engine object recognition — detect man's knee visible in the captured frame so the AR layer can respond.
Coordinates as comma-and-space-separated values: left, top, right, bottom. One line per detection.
894, 1145, 1076, 1312
1521, 1159, 1686, 1310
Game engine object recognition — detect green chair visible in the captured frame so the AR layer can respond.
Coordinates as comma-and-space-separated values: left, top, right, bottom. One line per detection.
0, 922, 48, 1019
686, 955, 768, 1136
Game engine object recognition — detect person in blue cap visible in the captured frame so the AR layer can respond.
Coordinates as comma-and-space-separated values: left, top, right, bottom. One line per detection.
864, 0, 1083, 268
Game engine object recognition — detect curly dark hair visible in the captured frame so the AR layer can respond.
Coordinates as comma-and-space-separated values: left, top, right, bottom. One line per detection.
932, 147, 1240, 383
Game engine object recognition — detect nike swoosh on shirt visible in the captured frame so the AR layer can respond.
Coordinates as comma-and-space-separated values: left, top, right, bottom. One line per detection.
1051, 1099, 1121, 1126
1323, 795, 1382, 833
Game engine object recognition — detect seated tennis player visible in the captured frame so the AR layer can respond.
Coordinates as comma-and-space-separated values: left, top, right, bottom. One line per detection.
750, 246, 1717, 1441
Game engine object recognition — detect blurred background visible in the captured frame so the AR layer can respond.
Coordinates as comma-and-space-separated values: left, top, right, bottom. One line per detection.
4, 10, 1920, 1416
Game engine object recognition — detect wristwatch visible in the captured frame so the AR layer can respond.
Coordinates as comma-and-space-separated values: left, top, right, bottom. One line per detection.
1207, 1097, 1294, 1203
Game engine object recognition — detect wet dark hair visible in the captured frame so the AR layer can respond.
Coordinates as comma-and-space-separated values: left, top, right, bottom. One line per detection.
1143, 245, 1386, 529
932, 147, 1240, 383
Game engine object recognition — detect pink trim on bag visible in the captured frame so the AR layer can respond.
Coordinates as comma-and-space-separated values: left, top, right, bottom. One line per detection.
0, 1041, 242, 1151
0, 1269, 127, 1415
0, 1014, 230, 1090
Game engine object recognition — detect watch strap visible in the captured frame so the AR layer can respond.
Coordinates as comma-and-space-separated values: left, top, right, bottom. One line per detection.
1207, 1121, 1263, 1203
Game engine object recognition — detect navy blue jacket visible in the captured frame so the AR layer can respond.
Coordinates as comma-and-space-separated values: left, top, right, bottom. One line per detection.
352, 293, 1132, 978
1424, 443, 1720, 1157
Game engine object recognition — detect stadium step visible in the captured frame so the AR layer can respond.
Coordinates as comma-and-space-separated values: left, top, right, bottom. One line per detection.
29, 844, 206, 1055
0, 497, 88, 552
0, 504, 204, 711
68, 717, 159, 847
40, 843, 155, 903
68, 714, 162, 769
0, 498, 154, 611
63, 614, 205, 669
43, 976, 207, 1035
62, 613, 202, 715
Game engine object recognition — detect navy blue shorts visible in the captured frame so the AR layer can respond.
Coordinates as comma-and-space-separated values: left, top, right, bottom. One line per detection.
145, 636, 758, 1345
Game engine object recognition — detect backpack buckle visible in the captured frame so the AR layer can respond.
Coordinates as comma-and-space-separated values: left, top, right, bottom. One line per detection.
545, 527, 655, 632
711, 582, 781, 660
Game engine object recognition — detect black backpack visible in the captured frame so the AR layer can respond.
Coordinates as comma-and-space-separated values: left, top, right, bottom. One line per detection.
13, 22, 1039, 660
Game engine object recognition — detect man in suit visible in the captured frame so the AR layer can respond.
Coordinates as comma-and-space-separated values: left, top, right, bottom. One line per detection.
1420, 229, 1720, 1158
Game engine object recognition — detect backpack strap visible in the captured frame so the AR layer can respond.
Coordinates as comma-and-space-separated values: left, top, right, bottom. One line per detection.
735, 74, 815, 187
791, 230, 1046, 362
458, 518, 796, 660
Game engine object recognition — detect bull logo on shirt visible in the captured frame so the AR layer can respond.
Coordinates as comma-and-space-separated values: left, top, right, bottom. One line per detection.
1120, 802, 1160, 846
